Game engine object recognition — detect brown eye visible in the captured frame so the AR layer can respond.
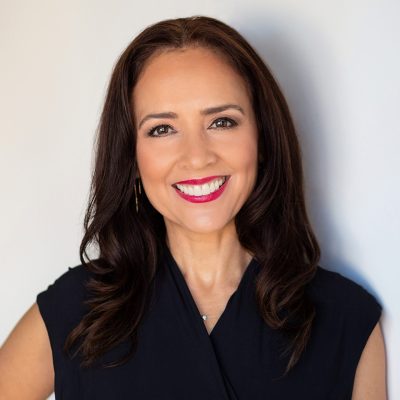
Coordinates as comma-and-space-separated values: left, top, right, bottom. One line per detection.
146, 124, 173, 137
209, 117, 238, 129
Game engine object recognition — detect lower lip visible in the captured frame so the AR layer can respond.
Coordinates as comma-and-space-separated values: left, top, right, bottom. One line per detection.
173, 177, 230, 203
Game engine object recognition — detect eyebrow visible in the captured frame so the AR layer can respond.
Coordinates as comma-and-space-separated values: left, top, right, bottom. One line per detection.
137, 104, 245, 130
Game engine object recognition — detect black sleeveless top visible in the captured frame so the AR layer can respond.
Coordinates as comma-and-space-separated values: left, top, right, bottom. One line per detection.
36, 244, 382, 399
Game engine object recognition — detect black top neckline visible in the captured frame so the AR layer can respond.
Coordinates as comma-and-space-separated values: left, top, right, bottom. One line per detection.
162, 242, 258, 337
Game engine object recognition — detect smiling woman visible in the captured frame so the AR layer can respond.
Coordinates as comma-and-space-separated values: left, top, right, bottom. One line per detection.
0, 15, 386, 400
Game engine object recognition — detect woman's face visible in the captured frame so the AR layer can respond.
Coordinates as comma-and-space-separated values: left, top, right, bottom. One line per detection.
132, 46, 259, 235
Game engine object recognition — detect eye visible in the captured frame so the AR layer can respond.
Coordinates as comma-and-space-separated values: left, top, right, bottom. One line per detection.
145, 117, 238, 138
209, 117, 238, 130
146, 124, 174, 137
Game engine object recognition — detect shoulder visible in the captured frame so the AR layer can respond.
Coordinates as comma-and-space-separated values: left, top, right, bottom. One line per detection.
305, 265, 383, 355
36, 264, 92, 345
307, 265, 383, 316
37, 264, 91, 309
305, 265, 383, 381
308, 266, 387, 398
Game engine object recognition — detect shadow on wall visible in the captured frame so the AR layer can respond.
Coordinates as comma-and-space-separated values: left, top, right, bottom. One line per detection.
230, 13, 382, 304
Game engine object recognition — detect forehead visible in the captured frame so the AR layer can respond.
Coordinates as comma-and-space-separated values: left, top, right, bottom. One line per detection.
132, 47, 251, 117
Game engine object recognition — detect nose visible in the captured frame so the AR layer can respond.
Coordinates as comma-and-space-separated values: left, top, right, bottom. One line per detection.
178, 129, 218, 170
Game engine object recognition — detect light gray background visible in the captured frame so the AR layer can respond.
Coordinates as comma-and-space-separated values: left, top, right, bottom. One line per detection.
1, 1, 398, 398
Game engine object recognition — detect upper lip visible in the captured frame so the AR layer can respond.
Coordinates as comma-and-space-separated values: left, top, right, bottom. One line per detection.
173, 175, 228, 186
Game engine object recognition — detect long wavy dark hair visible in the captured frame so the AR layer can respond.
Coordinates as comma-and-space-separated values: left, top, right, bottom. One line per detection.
64, 15, 320, 377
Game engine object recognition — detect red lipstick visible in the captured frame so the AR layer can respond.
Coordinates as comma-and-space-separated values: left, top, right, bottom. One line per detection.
173, 176, 230, 203
173, 175, 227, 185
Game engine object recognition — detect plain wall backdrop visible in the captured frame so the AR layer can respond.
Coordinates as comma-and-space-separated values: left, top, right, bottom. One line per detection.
1, 0, 398, 398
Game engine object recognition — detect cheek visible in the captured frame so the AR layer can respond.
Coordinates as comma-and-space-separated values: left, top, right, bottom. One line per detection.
228, 133, 258, 170
136, 142, 168, 181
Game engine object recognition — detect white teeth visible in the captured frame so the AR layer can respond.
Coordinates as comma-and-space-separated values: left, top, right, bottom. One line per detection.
176, 177, 227, 196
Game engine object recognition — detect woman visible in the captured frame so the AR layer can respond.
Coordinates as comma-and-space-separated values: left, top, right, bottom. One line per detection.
0, 15, 386, 399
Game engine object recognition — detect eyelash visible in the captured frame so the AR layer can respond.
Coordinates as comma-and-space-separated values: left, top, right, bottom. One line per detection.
145, 117, 238, 138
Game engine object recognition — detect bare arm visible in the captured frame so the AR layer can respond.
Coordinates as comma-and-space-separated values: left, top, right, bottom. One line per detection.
0, 303, 54, 400
352, 320, 387, 400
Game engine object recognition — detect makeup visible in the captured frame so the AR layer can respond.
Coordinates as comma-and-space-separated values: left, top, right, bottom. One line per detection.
173, 176, 230, 203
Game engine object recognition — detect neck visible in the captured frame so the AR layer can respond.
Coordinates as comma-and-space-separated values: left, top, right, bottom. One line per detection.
164, 223, 253, 291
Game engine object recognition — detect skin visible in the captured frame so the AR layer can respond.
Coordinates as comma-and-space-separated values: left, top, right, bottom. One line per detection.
0, 46, 387, 399
132, 46, 259, 331
352, 321, 387, 399
0, 303, 54, 399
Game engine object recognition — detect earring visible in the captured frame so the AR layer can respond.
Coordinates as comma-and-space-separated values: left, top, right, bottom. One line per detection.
134, 177, 141, 213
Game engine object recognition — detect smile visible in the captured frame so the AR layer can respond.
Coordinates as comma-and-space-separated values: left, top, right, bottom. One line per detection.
172, 176, 230, 203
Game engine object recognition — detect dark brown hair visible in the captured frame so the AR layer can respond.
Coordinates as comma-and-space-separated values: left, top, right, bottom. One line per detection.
64, 15, 320, 377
